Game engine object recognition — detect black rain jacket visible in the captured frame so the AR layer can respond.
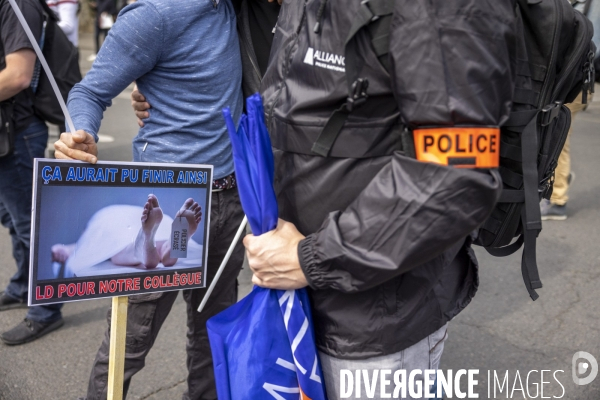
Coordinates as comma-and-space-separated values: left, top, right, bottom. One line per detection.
261, 0, 517, 359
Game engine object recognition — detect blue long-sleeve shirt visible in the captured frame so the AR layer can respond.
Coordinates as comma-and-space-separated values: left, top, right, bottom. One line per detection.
67, 0, 243, 179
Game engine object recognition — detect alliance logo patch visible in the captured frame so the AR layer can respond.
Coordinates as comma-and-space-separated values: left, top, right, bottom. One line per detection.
303, 47, 345, 72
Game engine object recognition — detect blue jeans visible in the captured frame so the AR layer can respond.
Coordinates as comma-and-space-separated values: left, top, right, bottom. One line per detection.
0, 118, 62, 323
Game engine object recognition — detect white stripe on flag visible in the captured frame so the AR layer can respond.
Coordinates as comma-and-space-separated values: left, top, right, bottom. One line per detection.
291, 317, 309, 375
262, 383, 300, 400
279, 290, 294, 329
310, 355, 322, 383
276, 358, 297, 372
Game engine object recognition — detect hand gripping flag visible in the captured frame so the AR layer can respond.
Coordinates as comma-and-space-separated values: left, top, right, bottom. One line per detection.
207, 94, 327, 400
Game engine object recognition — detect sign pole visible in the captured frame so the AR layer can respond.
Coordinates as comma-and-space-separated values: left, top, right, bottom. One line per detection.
107, 296, 128, 400
198, 215, 248, 313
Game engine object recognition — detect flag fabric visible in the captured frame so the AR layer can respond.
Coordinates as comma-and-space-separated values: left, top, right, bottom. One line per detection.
208, 287, 326, 400
221, 94, 277, 234
207, 94, 327, 400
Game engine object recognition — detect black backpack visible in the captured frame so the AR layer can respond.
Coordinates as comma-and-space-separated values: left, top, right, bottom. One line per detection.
474, 0, 595, 301
30, 0, 82, 125
324, 0, 595, 300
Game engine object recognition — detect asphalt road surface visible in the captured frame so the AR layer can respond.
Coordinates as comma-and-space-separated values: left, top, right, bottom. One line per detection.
0, 35, 599, 400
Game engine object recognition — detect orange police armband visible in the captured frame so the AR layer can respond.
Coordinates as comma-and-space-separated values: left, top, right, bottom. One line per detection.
413, 127, 500, 168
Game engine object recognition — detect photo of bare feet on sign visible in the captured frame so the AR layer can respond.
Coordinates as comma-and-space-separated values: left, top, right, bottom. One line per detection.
36, 187, 208, 280
110, 194, 202, 269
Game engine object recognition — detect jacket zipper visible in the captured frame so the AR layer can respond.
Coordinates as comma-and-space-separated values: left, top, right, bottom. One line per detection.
267, 5, 307, 121
248, 49, 261, 82
242, 19, 262, 81
547, 105, 571, 164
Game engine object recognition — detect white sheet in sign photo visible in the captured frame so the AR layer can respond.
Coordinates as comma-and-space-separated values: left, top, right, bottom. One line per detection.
65, 205, 203, 278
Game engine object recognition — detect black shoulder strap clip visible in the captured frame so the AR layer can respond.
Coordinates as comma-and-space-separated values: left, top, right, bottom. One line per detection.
311, 78, 369, 157
346, 78, 369, 112
311, 0, 394, 157
539, 102, 561, 126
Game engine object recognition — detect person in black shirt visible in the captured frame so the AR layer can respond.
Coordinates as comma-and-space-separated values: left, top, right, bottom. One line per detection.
232, 0, 280, 99
88, 0, 117, 60
0, 0, 64, 345
99, 1, 283, 399
233, 0, 280, 75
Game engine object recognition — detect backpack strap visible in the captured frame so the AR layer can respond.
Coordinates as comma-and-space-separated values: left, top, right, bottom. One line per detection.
311, 0, 394, 157
485, 234, 524, 257
344, 0, 394, 87
28, 0, 52, 96
30, 19, 47, 94
487, 103, 562, 300
311, 78, 369, 156
37, 0, 59, 22
518, 112, 544, 300
582, 0, 592, 17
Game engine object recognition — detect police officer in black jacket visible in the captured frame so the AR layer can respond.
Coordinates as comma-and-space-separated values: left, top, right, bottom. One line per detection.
245, 0, 516, 398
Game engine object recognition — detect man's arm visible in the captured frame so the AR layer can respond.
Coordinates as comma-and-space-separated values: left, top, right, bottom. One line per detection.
66, 1, 162, 140
246, 160, 502, 292
0, 0, 43, 101
0, 49, 36, 101
56, 1, 163, 162
246, 0, 516, 292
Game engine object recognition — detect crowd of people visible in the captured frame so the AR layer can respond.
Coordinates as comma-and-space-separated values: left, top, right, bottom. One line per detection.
0, 0, 598, 399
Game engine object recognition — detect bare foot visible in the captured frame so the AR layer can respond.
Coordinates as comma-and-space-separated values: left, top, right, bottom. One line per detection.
135, 194, 163, 269
176, 198, 202, 236
160, 198, 202, 266
51, 243, 76, 263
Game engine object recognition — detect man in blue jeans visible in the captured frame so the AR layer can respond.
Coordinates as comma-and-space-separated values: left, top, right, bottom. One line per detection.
55, 1, 245, 398
0, 0, 63, 345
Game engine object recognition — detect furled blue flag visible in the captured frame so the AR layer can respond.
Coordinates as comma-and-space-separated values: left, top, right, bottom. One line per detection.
207, 94, 327, 400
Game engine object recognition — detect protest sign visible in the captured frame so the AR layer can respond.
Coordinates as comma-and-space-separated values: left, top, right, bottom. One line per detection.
28, 159, 212, 306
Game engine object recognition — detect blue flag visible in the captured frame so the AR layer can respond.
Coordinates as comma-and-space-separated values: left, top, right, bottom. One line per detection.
207, 94, 327, 400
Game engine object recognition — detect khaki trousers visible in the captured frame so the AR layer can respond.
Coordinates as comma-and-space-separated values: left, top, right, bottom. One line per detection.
551, 93, 587, 205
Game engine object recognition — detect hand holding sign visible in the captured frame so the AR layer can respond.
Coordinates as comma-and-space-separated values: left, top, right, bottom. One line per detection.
54, 130, 98, 164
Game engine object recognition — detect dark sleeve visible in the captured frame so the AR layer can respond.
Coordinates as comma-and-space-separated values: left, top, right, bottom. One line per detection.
297, 0, 517, 293
0, 0, 43, 56
231, 0, 243, 15
298, 157, 502, 293
388, 0, 517, 128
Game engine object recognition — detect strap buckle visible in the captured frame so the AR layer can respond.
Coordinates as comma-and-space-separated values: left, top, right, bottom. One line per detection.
539, 102, 561, 126
582, 50, 595, 103
360, 0, 380, 21
346, 78, 369, 112
539, 160, 558, 199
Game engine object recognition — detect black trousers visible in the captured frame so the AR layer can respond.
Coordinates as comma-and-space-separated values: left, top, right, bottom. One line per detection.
84, 188, 245, 400
94, 21, 109, 54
